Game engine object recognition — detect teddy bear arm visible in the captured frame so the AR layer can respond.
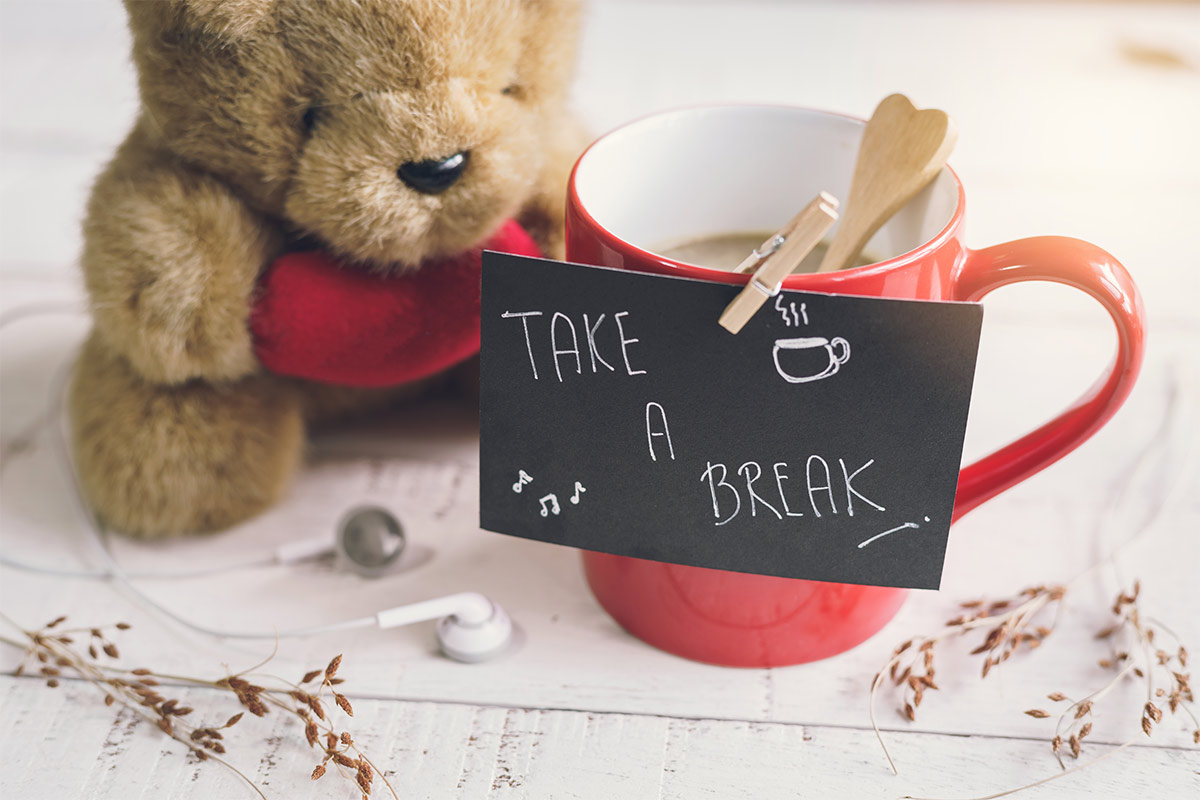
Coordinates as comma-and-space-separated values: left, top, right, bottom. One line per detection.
82, 146, 283, 386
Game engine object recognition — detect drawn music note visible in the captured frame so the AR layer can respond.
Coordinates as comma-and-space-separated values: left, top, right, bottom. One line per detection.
570, 482, 586, 504
539, 493, 560, 517
512, 470, 533, 493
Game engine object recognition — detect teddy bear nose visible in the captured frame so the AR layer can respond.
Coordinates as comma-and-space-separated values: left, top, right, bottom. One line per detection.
397, 151, 470, 195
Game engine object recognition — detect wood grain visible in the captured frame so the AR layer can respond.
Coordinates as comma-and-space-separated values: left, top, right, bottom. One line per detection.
2, 677, 1196, 799
3, 0, 1199, 796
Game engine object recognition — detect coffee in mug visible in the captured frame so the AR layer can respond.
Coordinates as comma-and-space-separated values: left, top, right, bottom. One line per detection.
657, 231, 876, 273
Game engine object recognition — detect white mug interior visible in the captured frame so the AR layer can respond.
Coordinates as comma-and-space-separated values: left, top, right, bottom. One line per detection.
572, 105, 961, 269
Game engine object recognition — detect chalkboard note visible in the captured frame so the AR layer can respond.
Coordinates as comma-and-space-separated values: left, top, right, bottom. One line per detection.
479, 252, 983, 590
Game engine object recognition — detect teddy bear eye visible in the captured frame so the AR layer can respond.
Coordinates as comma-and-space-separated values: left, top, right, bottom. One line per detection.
501, 84, 524, 100
301, 106, 320, 134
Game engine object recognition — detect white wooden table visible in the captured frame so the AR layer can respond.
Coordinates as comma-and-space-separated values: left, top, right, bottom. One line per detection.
2, 1, 1198, 797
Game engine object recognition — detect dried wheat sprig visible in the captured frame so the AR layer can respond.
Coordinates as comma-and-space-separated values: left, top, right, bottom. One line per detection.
0, 613, 398, 799
868, 584, 1067, 774
250, 664, 398, 800
168, 655, 396, 799
0, 616, 265, 797
1033, 583, 1196, 765
875, 580, 1197, 800
873, 375, 1195, 795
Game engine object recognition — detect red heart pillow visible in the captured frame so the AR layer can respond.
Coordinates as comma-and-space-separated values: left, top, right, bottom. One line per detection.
250, 219, 541, 387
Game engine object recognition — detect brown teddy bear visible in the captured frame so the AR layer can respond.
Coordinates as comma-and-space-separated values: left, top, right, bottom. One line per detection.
69, 0, 586, 537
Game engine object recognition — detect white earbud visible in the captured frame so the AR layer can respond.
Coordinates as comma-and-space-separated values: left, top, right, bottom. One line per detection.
336, 505, 407, 576
376, 592, 514, 662
272, 505, 408, 578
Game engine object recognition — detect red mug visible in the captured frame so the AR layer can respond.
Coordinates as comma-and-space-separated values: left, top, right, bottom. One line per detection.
565, 105, 1145, 667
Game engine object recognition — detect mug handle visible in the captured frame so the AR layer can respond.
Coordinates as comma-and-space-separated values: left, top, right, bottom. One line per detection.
950, 236, 1146, 520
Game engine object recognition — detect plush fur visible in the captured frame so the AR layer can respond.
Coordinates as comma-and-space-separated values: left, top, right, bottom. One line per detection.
71, 0, 586, 537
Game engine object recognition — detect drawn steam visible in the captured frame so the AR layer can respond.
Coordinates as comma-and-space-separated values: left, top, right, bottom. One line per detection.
774, 295, 808, 327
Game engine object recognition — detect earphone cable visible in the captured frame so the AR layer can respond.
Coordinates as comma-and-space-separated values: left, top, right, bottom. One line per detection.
45, 346, 377, 639
2, 301, 510, 659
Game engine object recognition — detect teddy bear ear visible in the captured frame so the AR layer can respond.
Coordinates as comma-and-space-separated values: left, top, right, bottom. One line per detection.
124, 0, 275, 41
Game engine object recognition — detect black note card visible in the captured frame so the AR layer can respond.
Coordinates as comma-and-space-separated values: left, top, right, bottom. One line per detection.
478, 252, 983, 590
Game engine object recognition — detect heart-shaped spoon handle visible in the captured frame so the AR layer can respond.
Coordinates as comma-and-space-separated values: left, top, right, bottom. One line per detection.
816, 94, 957, 272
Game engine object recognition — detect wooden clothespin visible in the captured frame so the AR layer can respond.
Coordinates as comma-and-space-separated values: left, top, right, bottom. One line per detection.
718, 192, 839, 334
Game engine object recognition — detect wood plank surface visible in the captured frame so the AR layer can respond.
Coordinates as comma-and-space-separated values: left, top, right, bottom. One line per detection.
3, 677, 1196, 800
2, 1, 1198, 797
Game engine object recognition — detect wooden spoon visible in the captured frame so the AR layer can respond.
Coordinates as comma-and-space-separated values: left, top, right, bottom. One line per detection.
816, 94, 957, 272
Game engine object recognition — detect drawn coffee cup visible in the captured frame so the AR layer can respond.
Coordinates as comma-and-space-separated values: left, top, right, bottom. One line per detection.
772, 335, 850, 383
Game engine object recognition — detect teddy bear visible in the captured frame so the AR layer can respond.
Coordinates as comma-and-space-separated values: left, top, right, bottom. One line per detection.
69, 0, 586, 537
